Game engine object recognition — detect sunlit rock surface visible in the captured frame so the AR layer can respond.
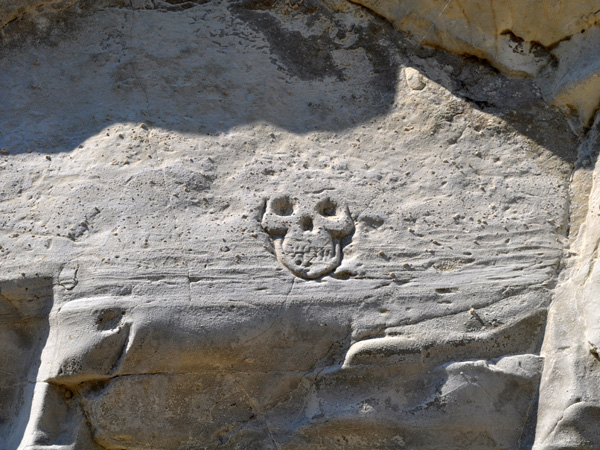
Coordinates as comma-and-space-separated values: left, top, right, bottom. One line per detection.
351, 0, 600, 126
0, 0, 597, 449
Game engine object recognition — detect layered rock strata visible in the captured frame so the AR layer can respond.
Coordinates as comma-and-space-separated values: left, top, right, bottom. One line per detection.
0, 0, 596, 448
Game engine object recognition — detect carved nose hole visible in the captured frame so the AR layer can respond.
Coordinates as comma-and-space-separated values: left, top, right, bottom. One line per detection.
300, 217, 313, 231
272, 196, 293, 216
318, 198, 338, 216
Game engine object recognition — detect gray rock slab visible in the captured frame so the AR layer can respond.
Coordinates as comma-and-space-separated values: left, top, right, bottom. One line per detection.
0, 0, 581, 448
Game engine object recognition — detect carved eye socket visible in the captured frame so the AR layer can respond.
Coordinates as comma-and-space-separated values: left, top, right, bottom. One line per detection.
271, 196, 294, 216
318, 198, 338, 217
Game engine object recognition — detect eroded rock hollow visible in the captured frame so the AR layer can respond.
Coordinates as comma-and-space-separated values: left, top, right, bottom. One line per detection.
1, 0, 600, 449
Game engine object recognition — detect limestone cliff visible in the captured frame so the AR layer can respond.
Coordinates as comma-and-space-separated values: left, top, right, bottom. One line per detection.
0, 1, 597, 449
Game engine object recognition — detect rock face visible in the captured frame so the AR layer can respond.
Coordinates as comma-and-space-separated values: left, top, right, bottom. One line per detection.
0, 0, 73, 29
0, 0, 596, 449
534, 117, 600, 450
351, 0, 600, 127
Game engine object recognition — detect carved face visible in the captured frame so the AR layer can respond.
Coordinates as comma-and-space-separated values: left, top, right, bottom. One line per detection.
261, 195, 354, 279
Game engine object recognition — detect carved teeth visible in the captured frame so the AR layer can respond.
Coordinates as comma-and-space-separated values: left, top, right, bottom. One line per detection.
282, 247, 338, 266
286, 244, 337, 258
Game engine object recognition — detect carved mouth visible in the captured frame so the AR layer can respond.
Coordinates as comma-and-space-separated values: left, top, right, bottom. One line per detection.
275, 240, 341, 279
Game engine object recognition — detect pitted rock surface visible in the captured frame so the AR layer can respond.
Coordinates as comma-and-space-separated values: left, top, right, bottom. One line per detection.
0, 0, 596, 449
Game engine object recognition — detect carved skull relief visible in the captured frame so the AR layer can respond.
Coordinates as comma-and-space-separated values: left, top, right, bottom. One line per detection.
262, 195, 354, 279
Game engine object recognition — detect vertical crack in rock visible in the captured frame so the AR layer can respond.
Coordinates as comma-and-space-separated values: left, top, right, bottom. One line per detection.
230, 372, 283, 450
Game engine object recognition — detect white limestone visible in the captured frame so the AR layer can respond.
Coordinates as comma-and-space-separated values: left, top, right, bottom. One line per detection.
0, 0, 596, 448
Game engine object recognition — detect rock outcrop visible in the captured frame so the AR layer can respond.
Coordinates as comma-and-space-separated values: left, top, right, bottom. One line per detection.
0, 0, 598, 448
352, 0, 600, 127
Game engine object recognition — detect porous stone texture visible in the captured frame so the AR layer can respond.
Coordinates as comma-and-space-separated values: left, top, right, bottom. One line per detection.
0, 0, 594, 449
534, 117, 600, 450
